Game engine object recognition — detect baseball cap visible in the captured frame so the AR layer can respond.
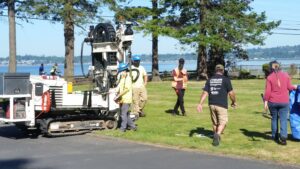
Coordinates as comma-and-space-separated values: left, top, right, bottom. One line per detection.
215, 64, 224, 70
179, 58, 185, 63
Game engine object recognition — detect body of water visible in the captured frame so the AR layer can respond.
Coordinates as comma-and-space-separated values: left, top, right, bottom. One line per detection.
0, 61, 197, 76
1, 59, 300, 75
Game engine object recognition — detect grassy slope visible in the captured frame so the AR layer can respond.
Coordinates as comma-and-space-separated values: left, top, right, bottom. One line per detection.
83, 79, 300, 165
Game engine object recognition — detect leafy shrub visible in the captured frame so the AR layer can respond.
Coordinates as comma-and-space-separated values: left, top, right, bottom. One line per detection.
288, 64, 298, 77
262, 63, 270, 78
239, 69, 250, 79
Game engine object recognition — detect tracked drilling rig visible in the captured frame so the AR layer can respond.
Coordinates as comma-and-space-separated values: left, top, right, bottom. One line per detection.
0, 22, 134, 136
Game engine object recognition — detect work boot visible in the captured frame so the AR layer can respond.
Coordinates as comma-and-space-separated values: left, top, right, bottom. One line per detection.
212, 133, 220, 146
128, 126, 137, 131
130, 114, 139, 121
172, 110, 178, 116
139, 111, 146, 117
278, 137, 287, 146
131, 127, 137, 131
120, 128, 126, 133
273, 132, 279, 143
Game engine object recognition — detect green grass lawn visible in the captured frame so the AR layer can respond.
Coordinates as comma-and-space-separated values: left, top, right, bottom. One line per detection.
82, 79, 300, 165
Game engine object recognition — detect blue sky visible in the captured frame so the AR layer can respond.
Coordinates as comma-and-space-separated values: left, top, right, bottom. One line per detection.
0, 0, 299, 58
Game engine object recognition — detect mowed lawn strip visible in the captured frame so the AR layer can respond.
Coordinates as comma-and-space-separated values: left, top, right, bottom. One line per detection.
76, 79, 300, 165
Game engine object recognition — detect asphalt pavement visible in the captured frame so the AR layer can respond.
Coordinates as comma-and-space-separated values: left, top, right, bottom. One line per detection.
0, 124, 299, 169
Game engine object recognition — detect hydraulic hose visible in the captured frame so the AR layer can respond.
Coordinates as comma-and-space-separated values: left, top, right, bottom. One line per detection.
131, 69, 139, 83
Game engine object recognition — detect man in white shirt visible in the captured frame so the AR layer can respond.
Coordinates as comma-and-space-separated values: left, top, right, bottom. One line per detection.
131, 56, 148, 118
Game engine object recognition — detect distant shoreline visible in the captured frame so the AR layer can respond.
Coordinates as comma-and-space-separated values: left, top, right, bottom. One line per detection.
1, 58, 299, 66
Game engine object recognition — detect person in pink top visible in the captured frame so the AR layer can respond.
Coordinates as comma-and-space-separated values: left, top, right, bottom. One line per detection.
264, 60, 296, 145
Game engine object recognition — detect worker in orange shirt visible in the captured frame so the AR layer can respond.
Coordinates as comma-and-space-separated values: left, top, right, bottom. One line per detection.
171, 58, 188, 116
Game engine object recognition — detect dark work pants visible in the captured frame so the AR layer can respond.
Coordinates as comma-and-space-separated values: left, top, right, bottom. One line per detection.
174, 89, 185, 113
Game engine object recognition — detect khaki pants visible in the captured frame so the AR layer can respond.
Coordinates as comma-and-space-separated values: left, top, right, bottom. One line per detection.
209, 105, 228, 126
132, 86, 147, 115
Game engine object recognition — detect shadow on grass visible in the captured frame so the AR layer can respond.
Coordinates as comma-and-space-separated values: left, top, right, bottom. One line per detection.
165, 109, 173, 114
240, 128, 272, 141
165, 109, 178, 116
253, 111, 263, 115
289, 134, 300, 142
253, 111, 272, 119
240, 128, 300, 142
189, 127, 213, 138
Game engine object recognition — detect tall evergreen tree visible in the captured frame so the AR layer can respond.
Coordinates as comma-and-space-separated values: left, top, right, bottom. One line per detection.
1, 0, 38, 72
1, 1, 14, 73
115, 0, 170, 81
163, 0, 209, 79
164, 0, 280, 78
28, 0, 117, 81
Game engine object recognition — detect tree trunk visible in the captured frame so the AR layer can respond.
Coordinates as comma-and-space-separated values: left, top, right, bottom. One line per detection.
196, 45, 207, 80
207, 47, 216, 77
151, 0, 161, 81
196, 0, 208, 80
207, 46, 226, 77
151, 33, 161, 81
63, 2, 74, 82
8, 0, 16, 72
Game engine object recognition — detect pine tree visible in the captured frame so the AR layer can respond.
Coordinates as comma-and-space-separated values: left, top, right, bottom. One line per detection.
0, 0, 29, 72
115, 0, 171, 81
1, 0, 41, 72
164, 0, 280, 78
28, 0, 117, 81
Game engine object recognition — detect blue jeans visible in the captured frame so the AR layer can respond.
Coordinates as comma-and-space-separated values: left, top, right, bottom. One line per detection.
120, 103, 136, 131
268, 102, 289, 139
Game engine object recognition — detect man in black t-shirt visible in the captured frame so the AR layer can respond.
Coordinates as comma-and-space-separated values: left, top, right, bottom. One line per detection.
197, 64, 237, 146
